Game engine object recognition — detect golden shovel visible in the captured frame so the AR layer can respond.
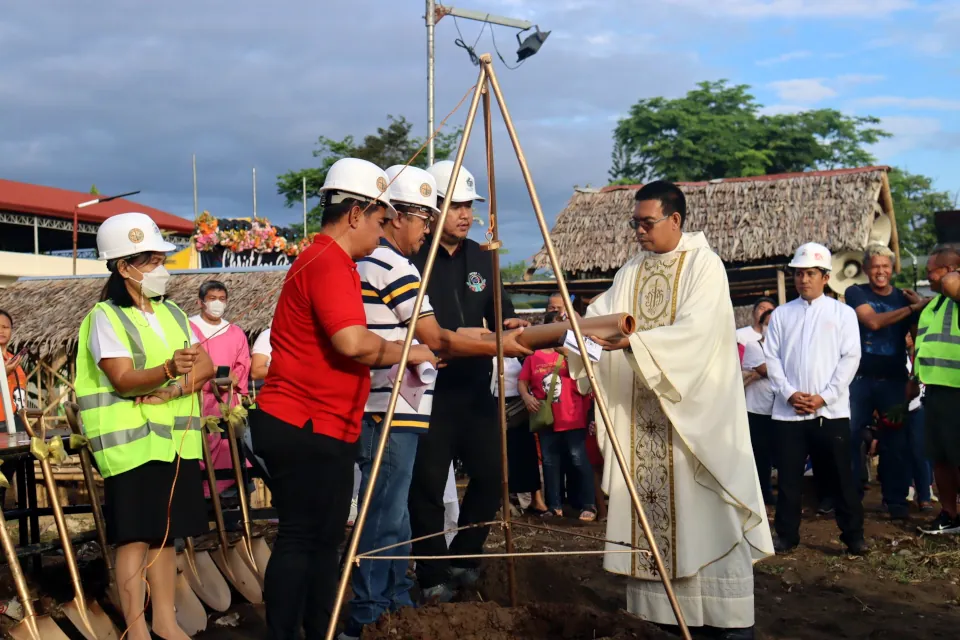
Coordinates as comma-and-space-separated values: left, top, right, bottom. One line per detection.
179, 535, 231, 611
0, 476, 71, 640
63, 403, 121, 611
201, 420, 262, 604
223, 403, 271, 581
21, 413, 119, 640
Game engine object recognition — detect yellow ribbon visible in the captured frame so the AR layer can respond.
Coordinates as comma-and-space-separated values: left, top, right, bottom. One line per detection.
31, 436, 68, 464
202, 417, 223, 433
69, 433, 89, 451
219, 403, 248, 430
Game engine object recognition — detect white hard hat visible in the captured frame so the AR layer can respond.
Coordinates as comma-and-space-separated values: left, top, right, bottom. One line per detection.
426, 160, 486, 203
319, 157, 396, 217
385, 165, 440, 215
97, 212, 177, 261
789, 242, 833, 271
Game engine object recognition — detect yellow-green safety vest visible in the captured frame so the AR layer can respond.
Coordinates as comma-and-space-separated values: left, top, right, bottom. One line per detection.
75, 300, 203, 478
915, 294, 960, 388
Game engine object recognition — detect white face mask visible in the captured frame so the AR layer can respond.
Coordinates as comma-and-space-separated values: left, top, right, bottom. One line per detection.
131, 264, 170, 298
205, 300, 227, 319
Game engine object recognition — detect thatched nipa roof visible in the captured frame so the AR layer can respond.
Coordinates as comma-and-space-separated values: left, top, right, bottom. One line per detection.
0, 270, 285, 358
531, 166, 896, 277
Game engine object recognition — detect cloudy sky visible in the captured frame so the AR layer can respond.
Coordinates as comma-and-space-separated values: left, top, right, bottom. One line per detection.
2, 0, 957, 263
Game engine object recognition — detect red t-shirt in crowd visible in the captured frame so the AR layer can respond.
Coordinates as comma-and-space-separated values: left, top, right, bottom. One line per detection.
519, 350, 592, 432
257, 234, 370, 442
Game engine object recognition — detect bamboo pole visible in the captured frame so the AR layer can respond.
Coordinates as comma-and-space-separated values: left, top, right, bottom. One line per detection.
482, 55, 691, 639
325, 69, 489, 640
482, 83, 517, 607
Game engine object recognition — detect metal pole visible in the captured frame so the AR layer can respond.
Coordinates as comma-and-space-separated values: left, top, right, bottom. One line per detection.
483, 82, 517, 607
193, 153, 199, 218
302, 176, 308, 238
72, 208, 78, 275
326, 65, 488, 640
33, 216, 38, 255
481, 55, 691, 640
426, 0, 436, 165
252, 167, 258, 218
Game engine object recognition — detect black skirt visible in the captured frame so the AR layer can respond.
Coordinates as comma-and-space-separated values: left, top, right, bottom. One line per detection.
104, 459, 208, 545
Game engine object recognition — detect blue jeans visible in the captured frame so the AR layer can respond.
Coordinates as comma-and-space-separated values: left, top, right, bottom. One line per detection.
850, 376, 910, 515
347, 416, 420, 632
540, 428, 595, 512
907, 407, 932, 503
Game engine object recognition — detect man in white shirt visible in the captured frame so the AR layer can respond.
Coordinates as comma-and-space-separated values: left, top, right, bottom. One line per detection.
764, 242, 866, 555
737, 297, 776, 346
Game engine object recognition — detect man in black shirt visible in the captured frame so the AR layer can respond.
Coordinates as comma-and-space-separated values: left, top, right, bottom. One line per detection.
410, 160, 527, 601
845, 244, 930, 519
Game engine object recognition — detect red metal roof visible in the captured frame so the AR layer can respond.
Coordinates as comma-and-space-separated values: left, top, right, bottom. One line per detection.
0, 179, 195, 235
601, 165, 892, 193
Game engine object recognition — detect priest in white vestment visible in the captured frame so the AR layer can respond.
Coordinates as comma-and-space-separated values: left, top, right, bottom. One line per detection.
568, 181, 774, 640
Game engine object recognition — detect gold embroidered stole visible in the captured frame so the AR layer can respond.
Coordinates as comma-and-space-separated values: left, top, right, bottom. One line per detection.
629, 251, 687, 580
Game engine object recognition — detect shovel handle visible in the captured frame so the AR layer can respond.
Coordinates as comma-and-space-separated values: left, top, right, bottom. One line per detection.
20, 412, 92, 620
64, 405, 114, 575
200, 423, 236, 583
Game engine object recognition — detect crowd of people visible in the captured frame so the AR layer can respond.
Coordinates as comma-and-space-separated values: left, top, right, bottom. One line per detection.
49, 155, 957, 640
739, 239, 960, 555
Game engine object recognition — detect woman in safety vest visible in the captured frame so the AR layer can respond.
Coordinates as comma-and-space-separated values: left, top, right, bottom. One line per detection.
75, 212, 214, 640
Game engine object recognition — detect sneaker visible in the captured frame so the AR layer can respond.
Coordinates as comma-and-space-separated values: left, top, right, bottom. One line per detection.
918, 511, 960, 535
450, 566, 480, 588
421, 582, 456, 604
907, 486, 916, 503
816, 499, 835, 515
919, 501, 935, 512
347, 497, 358, 527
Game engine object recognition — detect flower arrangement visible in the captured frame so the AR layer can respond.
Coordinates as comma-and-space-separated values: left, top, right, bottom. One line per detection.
192, 212, 312, 257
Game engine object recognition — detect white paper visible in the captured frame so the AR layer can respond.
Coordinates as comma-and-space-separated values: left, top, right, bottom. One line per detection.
563, 330, 603, 362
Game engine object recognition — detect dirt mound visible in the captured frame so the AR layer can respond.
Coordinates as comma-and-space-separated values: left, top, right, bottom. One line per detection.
361, 602, 672, 640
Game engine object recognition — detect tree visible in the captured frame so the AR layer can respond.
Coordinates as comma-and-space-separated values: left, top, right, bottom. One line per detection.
888, 168, 955, 285
89, 184, 100, 195
609, 80, 889, 183
277, 116, 462, 228
500, 260, 528, 283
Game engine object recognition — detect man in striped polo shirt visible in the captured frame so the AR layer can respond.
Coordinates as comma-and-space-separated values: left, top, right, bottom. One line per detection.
342, 165, 530, 639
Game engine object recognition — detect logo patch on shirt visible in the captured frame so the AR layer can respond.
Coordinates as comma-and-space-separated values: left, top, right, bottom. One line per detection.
466, 271, 486, 292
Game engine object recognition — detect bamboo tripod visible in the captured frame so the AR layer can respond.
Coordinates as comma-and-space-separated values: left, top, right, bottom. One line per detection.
326, 54, 692, 640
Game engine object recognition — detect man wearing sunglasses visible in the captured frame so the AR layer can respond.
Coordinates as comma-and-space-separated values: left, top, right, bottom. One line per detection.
342, 165, 530, 639
570, 181, 772, 639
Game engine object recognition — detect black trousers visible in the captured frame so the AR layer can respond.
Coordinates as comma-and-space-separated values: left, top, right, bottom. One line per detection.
747, 412, 774, 505
409, 389, 503, 589
773, 417, 863, 548
250, 409, 358, 640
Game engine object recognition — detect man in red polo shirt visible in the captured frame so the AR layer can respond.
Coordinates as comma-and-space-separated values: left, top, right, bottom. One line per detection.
250, 158, 438, 639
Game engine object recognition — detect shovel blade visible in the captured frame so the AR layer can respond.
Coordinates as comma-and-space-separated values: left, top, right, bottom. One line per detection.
213, 545, 263, 604
175, 572, 209, 636
62, 599, 120, 640
10, 615, 70, 640
180, 550, 231, 612
252, 537, 272, 582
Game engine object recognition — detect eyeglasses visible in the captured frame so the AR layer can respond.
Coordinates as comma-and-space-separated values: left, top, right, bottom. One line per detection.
628, 214, 670, 231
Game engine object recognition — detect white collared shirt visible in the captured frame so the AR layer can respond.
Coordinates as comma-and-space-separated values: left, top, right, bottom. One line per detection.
763, 294, 861, 421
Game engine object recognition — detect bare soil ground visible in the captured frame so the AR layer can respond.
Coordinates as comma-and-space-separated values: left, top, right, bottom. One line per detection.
2, 483, 958, 639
